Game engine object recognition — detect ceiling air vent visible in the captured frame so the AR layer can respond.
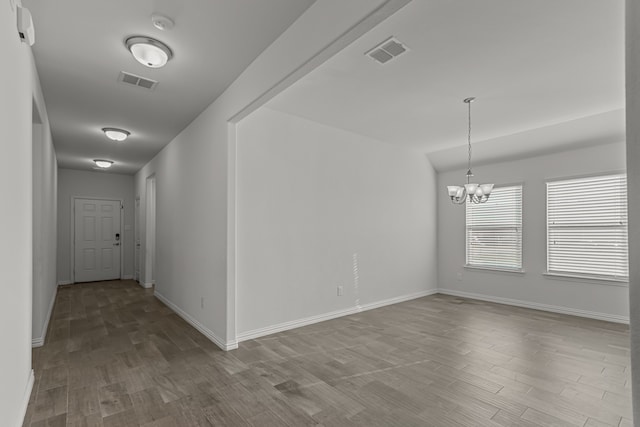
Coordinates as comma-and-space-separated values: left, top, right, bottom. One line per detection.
118, 71, 158, 90
365, 36, 409, 64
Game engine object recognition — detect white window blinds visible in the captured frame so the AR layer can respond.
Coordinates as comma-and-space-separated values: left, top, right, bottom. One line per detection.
466, 185, 523, 270
547, 174, 628, 281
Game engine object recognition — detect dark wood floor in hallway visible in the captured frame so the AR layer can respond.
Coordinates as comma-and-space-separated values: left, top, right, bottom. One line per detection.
23, 280, 631, 427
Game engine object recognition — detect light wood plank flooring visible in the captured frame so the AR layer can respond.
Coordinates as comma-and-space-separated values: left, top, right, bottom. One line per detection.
23, 280, 631, 426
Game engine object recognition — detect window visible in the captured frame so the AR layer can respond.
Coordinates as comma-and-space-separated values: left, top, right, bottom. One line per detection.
547, 173, 628, 281
466, 185, 523, 270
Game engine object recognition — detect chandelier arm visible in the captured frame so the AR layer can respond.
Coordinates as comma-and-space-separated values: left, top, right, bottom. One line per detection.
454, 196, 467, 205
452, 187, 468, 204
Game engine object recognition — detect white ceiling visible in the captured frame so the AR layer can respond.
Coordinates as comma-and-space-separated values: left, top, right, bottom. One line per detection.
265, 0, 625, 171
24, 0, 316, 174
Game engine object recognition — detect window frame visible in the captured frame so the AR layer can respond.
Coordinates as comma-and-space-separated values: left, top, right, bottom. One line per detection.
545, 172, 628, 284
465, 183, 524, 273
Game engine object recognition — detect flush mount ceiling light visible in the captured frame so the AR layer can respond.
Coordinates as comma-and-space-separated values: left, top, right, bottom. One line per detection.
94, 159, 114, 169
447, 97, 494, 204
125, 36, 173, 68
102, 127, 130, 142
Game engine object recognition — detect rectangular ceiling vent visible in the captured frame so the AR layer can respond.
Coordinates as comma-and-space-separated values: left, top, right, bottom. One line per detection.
118, 71, 158, 90
365, 36, 409, 64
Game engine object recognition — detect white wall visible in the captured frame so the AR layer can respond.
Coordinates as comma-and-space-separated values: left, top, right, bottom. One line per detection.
625, 0, 640, 420
236, 108, 437, 337
32, 113, 57, 347
134, 0, 409, 349
57, 169, 134, 283
0, 1, 41, 424
438, 142, 628, 321
134, 114, 231, 347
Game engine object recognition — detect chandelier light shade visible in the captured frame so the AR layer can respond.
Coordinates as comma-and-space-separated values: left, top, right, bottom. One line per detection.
447, 97, 494, 204
125, 36, 173, 68
102, 127, 130, 142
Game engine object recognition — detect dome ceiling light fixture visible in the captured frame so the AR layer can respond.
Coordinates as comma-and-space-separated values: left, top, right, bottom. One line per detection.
125, 36, 173, 68
94, 159, 114, 169
102, 127, 130, 142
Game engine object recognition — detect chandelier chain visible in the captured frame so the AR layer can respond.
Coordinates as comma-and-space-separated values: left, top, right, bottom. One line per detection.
468, 99, 472, 176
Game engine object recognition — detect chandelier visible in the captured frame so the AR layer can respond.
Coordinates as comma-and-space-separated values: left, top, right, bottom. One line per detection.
447, 97, 494, 204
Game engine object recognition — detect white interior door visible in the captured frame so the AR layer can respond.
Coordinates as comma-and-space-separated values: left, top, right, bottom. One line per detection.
74, 198, 121, 283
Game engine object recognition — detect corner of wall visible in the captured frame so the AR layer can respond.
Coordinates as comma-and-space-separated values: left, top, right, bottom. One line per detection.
31, 284, 57, 348
16, 370, 34, 427
154, 290, 237, 351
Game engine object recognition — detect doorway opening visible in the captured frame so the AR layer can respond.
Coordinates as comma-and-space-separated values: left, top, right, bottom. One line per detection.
145, 175, 156, 288
134, 197, 140, 283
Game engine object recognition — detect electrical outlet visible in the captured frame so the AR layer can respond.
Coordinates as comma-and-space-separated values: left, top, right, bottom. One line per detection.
201, 297, 205, 309
337, 285, 343, 296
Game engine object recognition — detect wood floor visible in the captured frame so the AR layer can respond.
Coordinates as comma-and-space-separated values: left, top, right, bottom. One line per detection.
23, 280, 631, 427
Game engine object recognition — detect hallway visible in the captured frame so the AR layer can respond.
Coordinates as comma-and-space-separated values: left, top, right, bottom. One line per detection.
23, 281, 632, 426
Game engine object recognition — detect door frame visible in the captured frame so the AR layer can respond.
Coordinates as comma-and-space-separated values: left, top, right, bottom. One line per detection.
144, 175, 156, 287
134, 196, 140, 282
70, 196, 124, 284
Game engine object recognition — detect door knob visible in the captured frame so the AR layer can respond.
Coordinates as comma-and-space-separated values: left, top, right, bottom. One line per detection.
113, 242, 120, 246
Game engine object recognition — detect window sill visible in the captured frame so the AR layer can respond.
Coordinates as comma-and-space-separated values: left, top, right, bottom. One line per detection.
543, 272, 628, 287
464, 265, 525, 275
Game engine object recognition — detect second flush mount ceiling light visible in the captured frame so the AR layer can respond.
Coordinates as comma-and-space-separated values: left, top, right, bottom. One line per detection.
94, 159, 114, 169
125, 36, 173, 68
102, 127, 130, 142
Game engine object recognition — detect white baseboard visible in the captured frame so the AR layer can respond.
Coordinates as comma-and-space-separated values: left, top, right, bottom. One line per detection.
154, 291, 237, 351
123, 275, 134, 280
17, 369, 34, 427
138, 282, 153, 289
237, 288, 439, 342
437, 288, 629, 324
32, 285, 58, 347
57, 280, 72, 286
